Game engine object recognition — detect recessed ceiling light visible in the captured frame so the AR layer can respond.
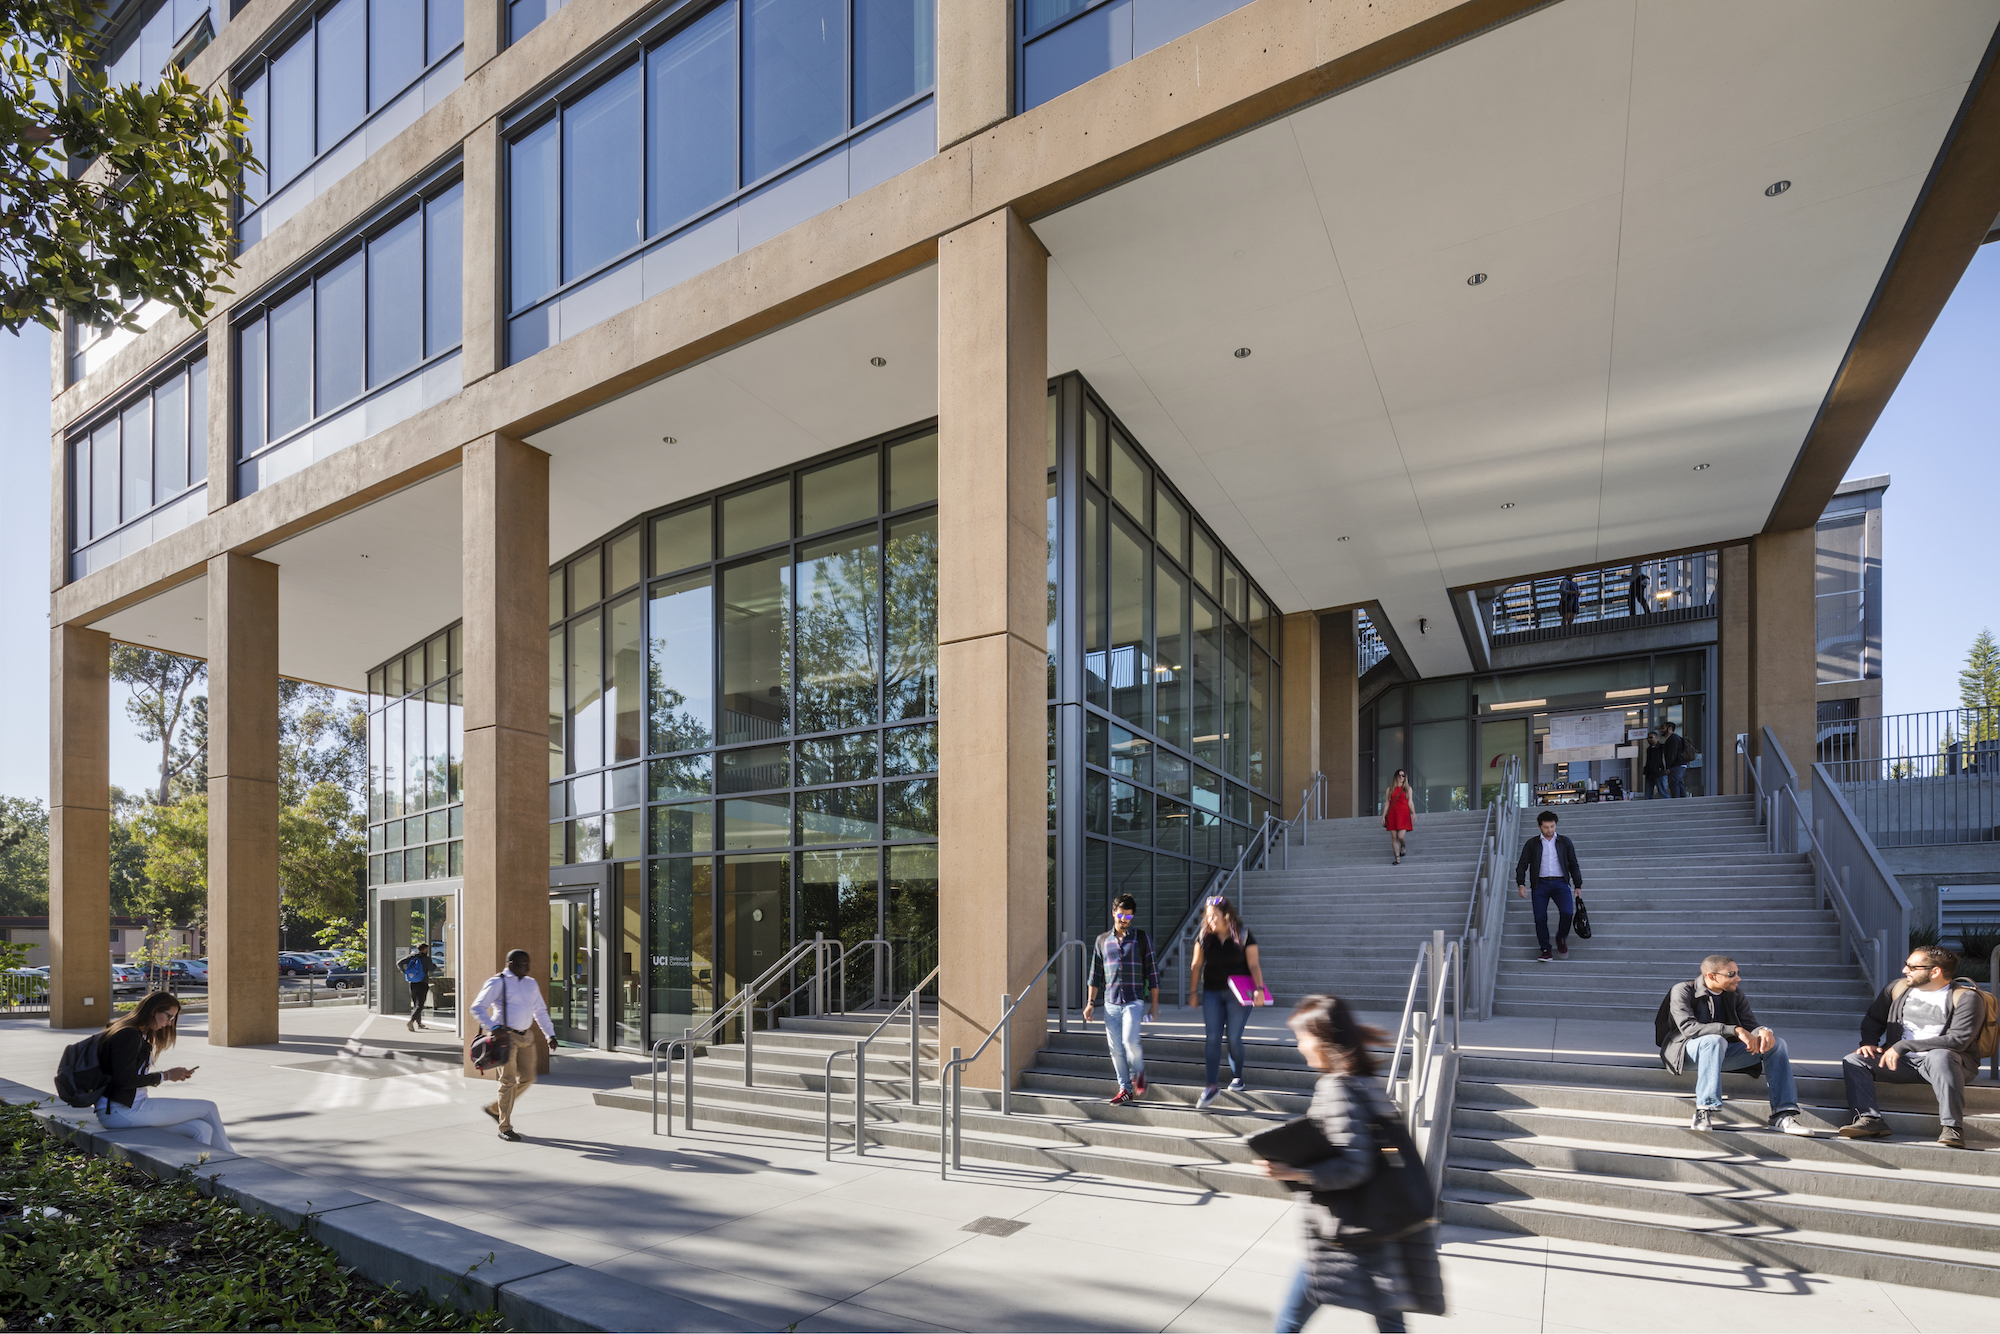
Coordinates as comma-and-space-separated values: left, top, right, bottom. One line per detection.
1692, 463, 1710, 471
660, 436, 677, 444
1337, 535, 1350, 542
1500, 502, 1515, 510
1233, 347, 1251, 359
1233, 250, 1245, 259
870, 356, 887, 367
1467, 272, 1487, 286
1765, 180, 1790, 197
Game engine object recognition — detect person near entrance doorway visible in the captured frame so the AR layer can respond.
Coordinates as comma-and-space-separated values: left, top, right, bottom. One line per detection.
1642, 729, 1669, 800
1625, 564, 1649, 619
1382, 769, 1414, 865
400, 942, 438, 1031
1514, 810, 1582, 962
1656, 956, 1809, 1136
1557, 574, 1582, 628
1187, 894, 1269, 1108
471, 950, 558, 1141
1658, 721, 1691, 798
1839, 946, 1985, 1150
1084, 893, 1158, 1106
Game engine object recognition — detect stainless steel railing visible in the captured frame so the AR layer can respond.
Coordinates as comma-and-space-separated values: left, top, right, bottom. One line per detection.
1458, 754, 1522, 1020
1382, 930, 1462, 1197
822, 964, 941, 1160
937, 936, 1087, 1177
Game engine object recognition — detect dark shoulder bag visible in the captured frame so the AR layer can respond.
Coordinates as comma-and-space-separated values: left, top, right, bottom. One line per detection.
1313, 1110, 1435, 1245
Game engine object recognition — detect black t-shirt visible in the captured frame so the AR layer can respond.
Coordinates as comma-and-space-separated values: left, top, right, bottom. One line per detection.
1199, 930, 1257, 992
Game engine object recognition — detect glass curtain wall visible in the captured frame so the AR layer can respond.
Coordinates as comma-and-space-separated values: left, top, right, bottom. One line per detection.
67, 347, 209, 576
364, 628, 465, 885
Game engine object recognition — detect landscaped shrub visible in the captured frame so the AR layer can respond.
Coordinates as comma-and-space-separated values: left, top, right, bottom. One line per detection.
0, 1102, 503, 1332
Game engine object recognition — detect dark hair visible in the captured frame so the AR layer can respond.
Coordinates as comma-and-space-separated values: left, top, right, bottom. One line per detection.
1203, 895, 1245, 945
1661, 721, 1677, 733
1287, 994, 1386, 1078
1537, 809, 1559, 825
1909, 945, 1958, 976
506, 949, 531, 966
105, 991, 180, 1058
1112, 894, 1138, 915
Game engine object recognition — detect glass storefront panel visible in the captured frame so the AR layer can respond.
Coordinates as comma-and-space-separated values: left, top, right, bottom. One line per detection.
886, 843, 938, 997
616, 863, 643, 1049
719, 552, 791, 743
884, 511, 938, 720
796, 526, 881, 732
650, 856, 713, 1038
798, 847, 881, 1005
376, 891, 456, 1031
1155, 557, 1188, 750
719, 852, 788, 1020
1479, 718, 1529, 809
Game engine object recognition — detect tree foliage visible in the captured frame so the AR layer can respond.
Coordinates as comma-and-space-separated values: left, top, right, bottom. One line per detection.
278, 781, 364, 923
0, 0, 257, 334
0, 797, 49, 915
1960, 628, 2000, 737
109, 646, 206, 803
128, 791, 207, 929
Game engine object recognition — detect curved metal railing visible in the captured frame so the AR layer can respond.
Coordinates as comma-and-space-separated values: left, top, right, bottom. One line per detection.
822, 963, 941, 1160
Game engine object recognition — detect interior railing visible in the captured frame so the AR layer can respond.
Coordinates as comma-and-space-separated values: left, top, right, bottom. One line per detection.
1382, 930, 1462, 1197
1459, 754, 1523, 1020
937, 936, 1087, 1177
822, 963, 941, 1159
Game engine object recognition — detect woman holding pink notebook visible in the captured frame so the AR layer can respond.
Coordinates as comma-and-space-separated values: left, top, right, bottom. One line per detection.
1186, 895, 1271, 1108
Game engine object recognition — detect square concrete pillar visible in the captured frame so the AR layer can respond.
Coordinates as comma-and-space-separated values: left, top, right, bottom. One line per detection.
937, 0, 1011, 150
1717, 543, 1750, 793
50, 624, 110, 1029
207, 553, 281, 1047
1320, 610, 1361, 818
1749, 529, 1818, 777
1280, 611, 1322, 813
460, 435, 552, 1071
937, 208, 1048, 1091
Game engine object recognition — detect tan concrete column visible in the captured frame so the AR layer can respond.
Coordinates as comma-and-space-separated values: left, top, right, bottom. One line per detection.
460, 435, 551, 1071
49, 624, 110, 1029
1748, 529, 1817, 777
1280, 611, 1322, 813
1717, 543, 1750, 793
207, 553, 280, 1047
204, 320, 232, 511
937, 0, 1012, 150
461, 118, 502, 389
1320, 610, 1361, 817
937, 208, 1047, 1091
463, 1, 502, 73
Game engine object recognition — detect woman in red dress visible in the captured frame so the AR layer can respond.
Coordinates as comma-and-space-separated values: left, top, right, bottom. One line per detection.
1382, 769, 1414, 864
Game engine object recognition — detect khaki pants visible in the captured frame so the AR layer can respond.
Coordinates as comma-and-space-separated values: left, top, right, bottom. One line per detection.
484, 1030, 539, 1131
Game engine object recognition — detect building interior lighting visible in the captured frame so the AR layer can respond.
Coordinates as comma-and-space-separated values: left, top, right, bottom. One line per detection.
1765, 180, 1791, 196
870, 357, 886, 367
1489, 699, 1546, 710
1467, 273, 1487, 285
1604, 686, 1670, 698
1500, 502, 1516, 509
1233, 347, 1252, 359
1692, 463, 1710, 470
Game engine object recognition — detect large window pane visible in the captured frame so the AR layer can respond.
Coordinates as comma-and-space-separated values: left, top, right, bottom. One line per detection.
1083, 488, 1106, 708
548, 628, 565, 776
570, 609, 604, 771
509, 118, 561, 309
719, 853, 789, 1007
742, 0, 846, 182
1047, 476, 1059, 699
650, 856, 713, 1033
241, 71, 268, 204
1109, 515, 1149, 728
883, 510, 937, 720
1190, 592, 1221, 770
370, 0, 424, 109
884, 777, 936, 840
798, 783, 878, 845
721, 795, 790, 849
800, 453, 878, 535
719, 743, 789, 793
722, 478, 789, 556
1225, 623, 1248, 781
649, 570, 714, 753
403, 691, 424, 811
651, 802, 713, 854
1248, 647, 1268, 792
799, 848, 881, 1000
119, 397, 151, 522
425, 692, 448, 808
187, 357, 208, 483
854, 0, 934, 123
428, 0, 465, 58
799, 731, 877, 784
887, 844, 937, 995
720, 552, 791, 744
269, 28, 315, 187
318, 0, 368, 148
425, 183, 464, 355
236, 319, 266, 457
1410, 718, 1469, 813
1155, 556, 1188, 750
796, 525, 881, 734
563, 64, 643, 281
653, 505, 711, 575
267, 286, 313, 438
608, 592, 644, 762
647, 3, 737, 234
367, 212, 422, 386
152, 374, 187, 502
316, 249, 366, 410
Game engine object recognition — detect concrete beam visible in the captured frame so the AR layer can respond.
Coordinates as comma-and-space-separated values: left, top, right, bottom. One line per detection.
1280, 610, 1322, 812
49, 624, 110, 1029
937, 208, 1049, 1091
1320, 611, 1360, 818
207, 553, 281, 1047
937, 0, 1012, 150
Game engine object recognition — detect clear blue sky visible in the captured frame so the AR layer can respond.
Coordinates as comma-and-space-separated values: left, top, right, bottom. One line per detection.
2, 246, 1996, 802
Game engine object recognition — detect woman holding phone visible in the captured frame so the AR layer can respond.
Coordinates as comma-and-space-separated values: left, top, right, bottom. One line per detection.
1382, 769, 1414, 865
94, 991, 235, 1154
1187, 895, 1268, 1109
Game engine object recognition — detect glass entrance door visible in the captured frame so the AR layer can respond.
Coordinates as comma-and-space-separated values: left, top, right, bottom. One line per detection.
376, 891, 457, 1032
548, 893, 597, 1047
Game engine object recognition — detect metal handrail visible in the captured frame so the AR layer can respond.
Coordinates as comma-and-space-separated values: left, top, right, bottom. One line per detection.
1161, 811, 1284, 1006
762, 936, 893, 1025
647, 934, 837, 1136
937, 936, 1087, 1177
1455, 754, 1520, 1020
823, 963, 941, 1160
1382, 931, 1460, 1137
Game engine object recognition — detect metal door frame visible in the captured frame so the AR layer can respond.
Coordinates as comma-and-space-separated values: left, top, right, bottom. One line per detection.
549, 863, 612, 1050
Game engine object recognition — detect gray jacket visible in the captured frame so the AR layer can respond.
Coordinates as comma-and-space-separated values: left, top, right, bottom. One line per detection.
1658, 979, 1764, 1076
1860, 979, 1981, 1067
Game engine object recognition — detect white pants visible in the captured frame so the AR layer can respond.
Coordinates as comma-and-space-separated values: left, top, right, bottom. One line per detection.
98, 1096, 237, 1155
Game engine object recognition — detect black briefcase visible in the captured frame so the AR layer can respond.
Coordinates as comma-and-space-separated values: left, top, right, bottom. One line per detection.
1573, 892, 1593, 940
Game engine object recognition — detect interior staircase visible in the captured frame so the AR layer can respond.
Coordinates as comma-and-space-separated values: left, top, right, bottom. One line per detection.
1492, 795, 1877, 1024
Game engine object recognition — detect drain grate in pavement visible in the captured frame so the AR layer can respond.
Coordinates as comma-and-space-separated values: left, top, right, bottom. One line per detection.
960, 1216, 1028, 1238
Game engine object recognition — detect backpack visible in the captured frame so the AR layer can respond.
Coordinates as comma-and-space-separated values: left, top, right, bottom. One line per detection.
400, 954, 427, 984
54, 1033, 109, 1108
1892, 978, 1999, 1059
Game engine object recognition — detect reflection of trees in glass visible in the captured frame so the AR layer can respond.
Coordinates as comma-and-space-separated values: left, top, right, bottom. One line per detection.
884, 514, 938, 719
650, 575, 714, 752
795, 531, 881, 733
649, 679, 711, 754
886, 845, 938, 996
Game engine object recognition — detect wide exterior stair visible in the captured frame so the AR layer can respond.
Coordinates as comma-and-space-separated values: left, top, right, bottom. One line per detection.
1492, 795, 1877, 1025
1242, 807, 1490, 1012
1443, 1051, 2000, 1294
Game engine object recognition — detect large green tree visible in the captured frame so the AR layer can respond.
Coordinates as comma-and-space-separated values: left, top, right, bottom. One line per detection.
1960, 628, 2000, 733
0, 797, 50, 915
1, 0, 255, 333
110, 646, 206, 803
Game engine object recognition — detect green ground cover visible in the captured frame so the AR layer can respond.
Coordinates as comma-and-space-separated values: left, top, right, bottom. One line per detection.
0, 1102, 502, 1332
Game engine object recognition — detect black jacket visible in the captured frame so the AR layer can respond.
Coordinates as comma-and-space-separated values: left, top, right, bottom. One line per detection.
1859, 979, 1981, 1066
1515, 833, 1582, 889
99, 1026, 164, 1108
401, 951, 437, 983
1642, 740, 1666, 777
1658, 979, 1763, 1076
1658, 733, 1690, 768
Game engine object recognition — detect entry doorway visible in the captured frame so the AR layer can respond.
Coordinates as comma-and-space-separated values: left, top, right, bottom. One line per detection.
376, 888, 458, 1032
549, 864, 614, 1050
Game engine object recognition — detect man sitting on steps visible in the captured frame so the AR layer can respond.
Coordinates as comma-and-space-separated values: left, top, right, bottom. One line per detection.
1656, 955, 1811, 1136
1839, 945, 1987, 1150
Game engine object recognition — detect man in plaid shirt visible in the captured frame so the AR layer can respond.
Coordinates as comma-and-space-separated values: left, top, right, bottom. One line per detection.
1083, 893, 1160, 1104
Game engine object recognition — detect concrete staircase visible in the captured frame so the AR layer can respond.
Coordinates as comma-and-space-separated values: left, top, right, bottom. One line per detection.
1493, 795, 1877, 1025
1444, 1050, 2000, 1294
1241, 808, 1490, 1012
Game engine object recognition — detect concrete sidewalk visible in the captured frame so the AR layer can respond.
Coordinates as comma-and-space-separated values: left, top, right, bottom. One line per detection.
3, 1007, 1995, 1332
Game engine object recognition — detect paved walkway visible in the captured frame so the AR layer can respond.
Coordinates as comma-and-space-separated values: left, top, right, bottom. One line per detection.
4, 1007, 1997, 1332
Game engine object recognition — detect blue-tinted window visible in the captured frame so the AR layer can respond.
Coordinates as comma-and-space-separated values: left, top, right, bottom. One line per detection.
854, 0, 934, 123
742, 0, 846, 182
368, 212, 423, 386
317, 0, 367, 149
1025, 0, 1096, 34
188, 359, 208, 484
238, 318, 267, 453
425, 183, 464, 356
563, 65, 643, 282
510, 118, 561, 308
267, 287, 313, 438
426, 0, 464, 64
316, 249, 366, 411
154, 373, 187, 500
647, 4, 737, 235
120, 399, 152, 524
91, 421, 118, 537
509, 0, 568, 45
240, 70, 268, 202
370, 0, 425, 110
269, 28, 316, 187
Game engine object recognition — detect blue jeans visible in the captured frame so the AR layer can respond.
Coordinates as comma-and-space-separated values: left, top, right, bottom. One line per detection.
1103, 1001, 1146, 1090
1202, 987, 1249, 1085
1669, 765, 1688, 798
1275, 1262, 1406, 1333
1646, 773, 1668, 799
1688, 1033, 1799, 1115
1531, 877, 1573, 951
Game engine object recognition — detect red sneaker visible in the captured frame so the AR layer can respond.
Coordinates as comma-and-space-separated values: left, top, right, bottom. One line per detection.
1134, 1073, 1147, 1096
1109, 1087, 1133, 1105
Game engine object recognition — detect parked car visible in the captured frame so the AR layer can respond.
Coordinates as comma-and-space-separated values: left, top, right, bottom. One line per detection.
324, 964, 365, 991
278, 952, 329, 977
151, 959, 208, 986
111, 964, 147, 994
2, 968, 49, 1003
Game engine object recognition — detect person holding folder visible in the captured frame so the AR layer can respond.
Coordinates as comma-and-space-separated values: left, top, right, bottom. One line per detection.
1187, 895, 1269, 1109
